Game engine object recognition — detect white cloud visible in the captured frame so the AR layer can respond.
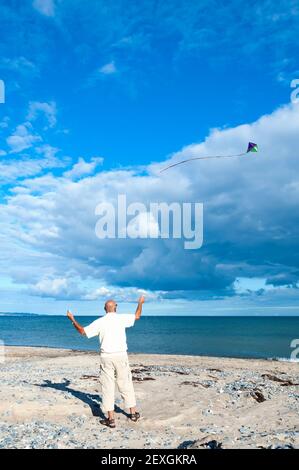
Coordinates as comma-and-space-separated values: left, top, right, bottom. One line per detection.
27, 101, 57, 128
6, 122, 42, 153
27, 276, 161, 302
99, 61, 117, 75
1, 103, 299, 304
87, 62, 118, 87
33, 0, 55, 17
29, 277, 84, 300
126, 212, 160, 239
84, 285, 162, 302
64, 157, 104, 180
4, 102, 58, 156
0, 146, 67, 183
0, 56, 38, 76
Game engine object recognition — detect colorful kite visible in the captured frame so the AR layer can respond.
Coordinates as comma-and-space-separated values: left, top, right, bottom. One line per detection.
160, 142, 258, 173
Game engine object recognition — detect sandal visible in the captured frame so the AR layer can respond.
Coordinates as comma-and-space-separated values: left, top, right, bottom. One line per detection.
100, 418, 116, 428
129, 411, 140, 422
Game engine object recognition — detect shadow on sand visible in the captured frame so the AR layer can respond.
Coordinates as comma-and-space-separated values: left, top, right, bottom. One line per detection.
35, 379, 130, 419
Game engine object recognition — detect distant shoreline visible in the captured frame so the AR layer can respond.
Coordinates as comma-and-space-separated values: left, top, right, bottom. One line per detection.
0, 344, 281, 362
0, 312, 40, 316
3, 343, 298, 363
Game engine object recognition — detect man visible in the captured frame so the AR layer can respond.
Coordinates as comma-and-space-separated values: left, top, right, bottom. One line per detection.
66, 296, 145, 429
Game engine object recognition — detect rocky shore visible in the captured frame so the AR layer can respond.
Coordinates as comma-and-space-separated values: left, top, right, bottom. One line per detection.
0, 346, 298, 449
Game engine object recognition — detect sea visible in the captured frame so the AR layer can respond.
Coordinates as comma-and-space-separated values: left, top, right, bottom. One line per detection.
0, 315, 299, 360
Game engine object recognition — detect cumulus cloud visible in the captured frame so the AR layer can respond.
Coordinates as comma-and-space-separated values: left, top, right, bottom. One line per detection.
1, 103, 299, 303
84, 286, 162, 302
4, 101, 57, 156
64, 157, 104, 180
126, 212, 160, 239
29, 277, 84, 300
1, 102, 68, 183
0, 155, 62, 183
6, 122, 42, 153
27, 101, 57, 128
28, 276, 162, 302
0, 141, 68, 184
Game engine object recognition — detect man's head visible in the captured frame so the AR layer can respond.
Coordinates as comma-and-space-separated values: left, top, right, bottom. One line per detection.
104, 299, 117, 313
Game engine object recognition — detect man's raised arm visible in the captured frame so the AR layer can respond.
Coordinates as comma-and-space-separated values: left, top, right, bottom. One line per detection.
135, 296, 145, 320
67, 310, 86, 335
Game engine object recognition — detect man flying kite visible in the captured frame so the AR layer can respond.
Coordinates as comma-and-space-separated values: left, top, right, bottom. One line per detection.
67, 296, 145, 429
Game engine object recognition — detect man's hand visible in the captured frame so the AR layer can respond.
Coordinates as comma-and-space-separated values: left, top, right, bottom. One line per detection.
67, 310, 85, 336
67, 310, 74, 322
135, 296, 145, 320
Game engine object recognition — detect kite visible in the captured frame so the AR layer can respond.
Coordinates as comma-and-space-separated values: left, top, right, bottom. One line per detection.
160, 142, 258, 173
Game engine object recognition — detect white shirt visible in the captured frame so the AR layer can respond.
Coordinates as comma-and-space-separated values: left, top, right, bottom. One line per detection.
84, 313, 135, 356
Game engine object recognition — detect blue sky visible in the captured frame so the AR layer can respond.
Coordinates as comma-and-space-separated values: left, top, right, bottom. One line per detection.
0, 0, 299, 315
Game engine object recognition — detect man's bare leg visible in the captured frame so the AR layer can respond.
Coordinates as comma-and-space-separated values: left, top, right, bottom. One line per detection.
108, 410, 115, 420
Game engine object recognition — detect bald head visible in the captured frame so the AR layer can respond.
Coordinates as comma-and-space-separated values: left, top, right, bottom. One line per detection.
104, 299, 117, 313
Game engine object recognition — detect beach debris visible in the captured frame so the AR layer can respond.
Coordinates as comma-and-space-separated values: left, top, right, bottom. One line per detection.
131, 365, 156, 382
180, 380, 213, 388
182, 437, 223, 449
80, 375, 98, 381
203, 440, 223, 449
267, 443, 295, 449
131, 364, 192, 376
131, 367, 152, 374
250, 388, 266, 403
262, 374, 299, 386
132, 376, 155, 382
180, 381, 199, 387
177, 440, 197, 449
199, 427, 220, 434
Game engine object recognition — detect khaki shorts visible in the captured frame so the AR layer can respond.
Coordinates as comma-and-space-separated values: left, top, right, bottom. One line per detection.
99, 354, 136, 412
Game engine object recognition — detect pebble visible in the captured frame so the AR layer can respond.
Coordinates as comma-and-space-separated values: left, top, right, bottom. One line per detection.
1, 356, 298, 449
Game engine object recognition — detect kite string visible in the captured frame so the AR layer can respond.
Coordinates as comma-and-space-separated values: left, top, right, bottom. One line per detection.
160, 152, 246, 173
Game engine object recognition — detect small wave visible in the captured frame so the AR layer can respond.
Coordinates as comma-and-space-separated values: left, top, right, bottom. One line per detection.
268, 356, 299, 363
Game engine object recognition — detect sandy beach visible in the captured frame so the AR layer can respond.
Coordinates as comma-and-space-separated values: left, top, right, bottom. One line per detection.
0, 346, 298, 449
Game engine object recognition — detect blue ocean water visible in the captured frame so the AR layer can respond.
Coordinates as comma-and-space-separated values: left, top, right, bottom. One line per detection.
0, 315, 298, 360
